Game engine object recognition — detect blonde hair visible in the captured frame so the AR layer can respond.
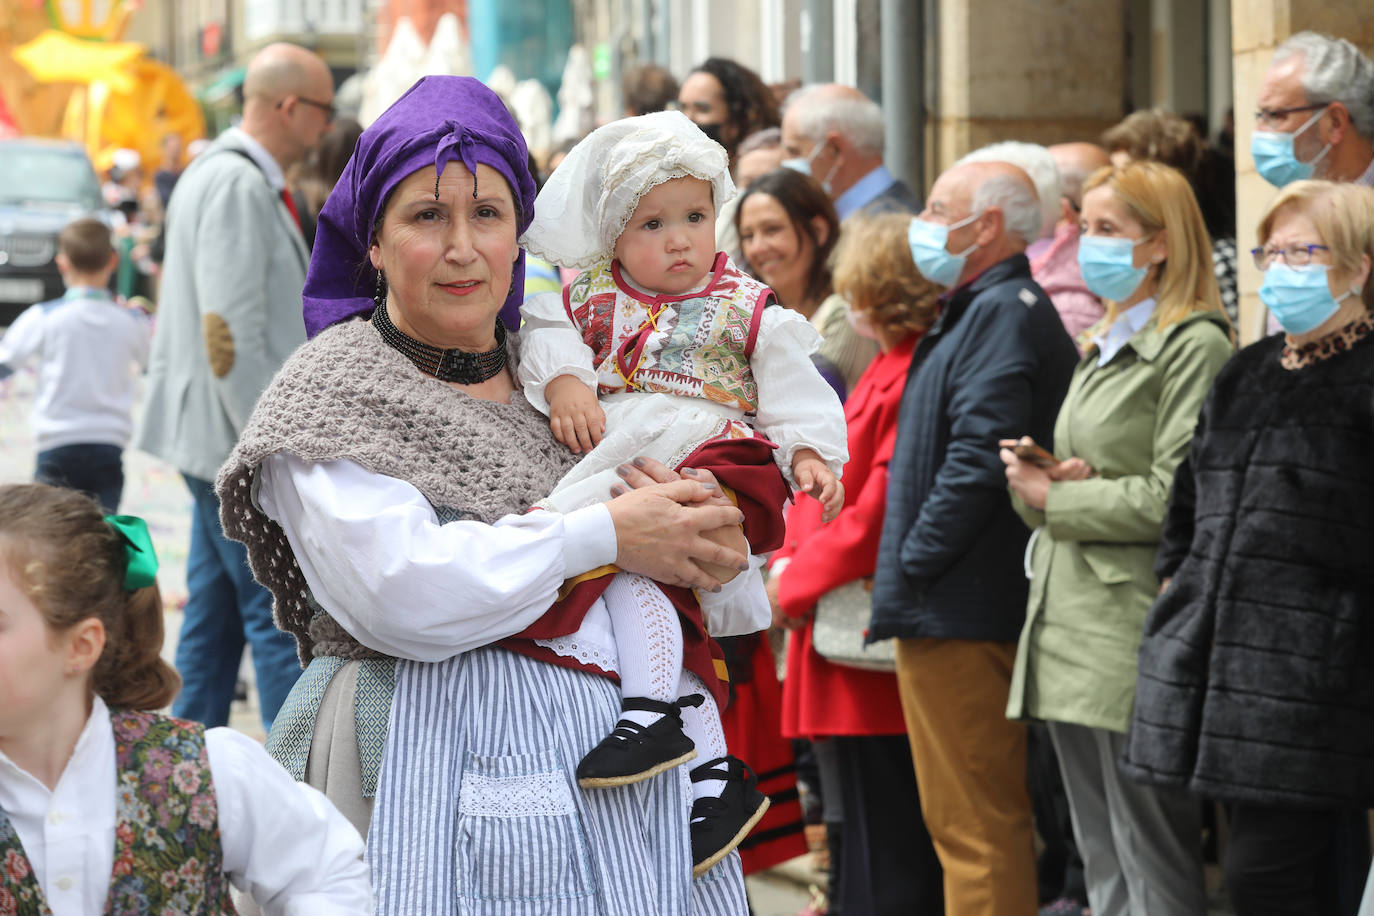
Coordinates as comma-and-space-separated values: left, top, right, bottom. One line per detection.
830, 213, 941, 337
1083, 161, 1227, 335
1257, 180, 1374, 311
0, 484, 179, 711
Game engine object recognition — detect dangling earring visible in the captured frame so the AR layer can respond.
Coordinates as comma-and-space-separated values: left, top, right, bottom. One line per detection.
374, 270, 386, 307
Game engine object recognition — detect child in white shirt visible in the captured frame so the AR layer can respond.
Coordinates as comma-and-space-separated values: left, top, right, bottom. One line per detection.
520, 111, 848, 875
0, 483, 371, 915
0, 218, 150, 513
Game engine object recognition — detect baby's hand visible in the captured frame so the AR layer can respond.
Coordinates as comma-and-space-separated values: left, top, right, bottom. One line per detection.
793, 451, 844, 523
545, 375, 606, 454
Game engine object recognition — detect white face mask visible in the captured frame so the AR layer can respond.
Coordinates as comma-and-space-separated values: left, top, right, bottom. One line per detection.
844, 302, 881, 340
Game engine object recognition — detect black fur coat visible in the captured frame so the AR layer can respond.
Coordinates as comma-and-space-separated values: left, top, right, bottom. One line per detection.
1121, 331, 1374, 808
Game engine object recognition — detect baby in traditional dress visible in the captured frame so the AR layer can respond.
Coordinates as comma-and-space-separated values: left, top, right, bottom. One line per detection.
520, 111, 848, 875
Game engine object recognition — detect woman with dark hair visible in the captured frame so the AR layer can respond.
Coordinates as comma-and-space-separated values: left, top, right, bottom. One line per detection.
678, 57, 780, 165
737, 168, 876, 399
291, 117, 363, 249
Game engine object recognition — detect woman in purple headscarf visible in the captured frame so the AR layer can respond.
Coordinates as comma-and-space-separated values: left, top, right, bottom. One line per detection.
216, 77, 755, 913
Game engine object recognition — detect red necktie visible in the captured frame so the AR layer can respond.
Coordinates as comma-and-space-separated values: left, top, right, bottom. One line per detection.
280, 188, 301, 230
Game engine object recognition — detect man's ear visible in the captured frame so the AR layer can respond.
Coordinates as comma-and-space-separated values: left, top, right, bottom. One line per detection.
977, 207, 1006, 246
1324, 102, 1350, 147
1059, 196, 1077, 228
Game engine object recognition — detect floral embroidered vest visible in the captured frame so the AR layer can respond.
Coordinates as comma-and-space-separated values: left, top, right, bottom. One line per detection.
0, 710, 236, 915
564, 252, 773, 412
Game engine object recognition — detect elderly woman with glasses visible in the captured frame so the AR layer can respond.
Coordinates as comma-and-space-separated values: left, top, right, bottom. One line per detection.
1120, 180, 1374, 915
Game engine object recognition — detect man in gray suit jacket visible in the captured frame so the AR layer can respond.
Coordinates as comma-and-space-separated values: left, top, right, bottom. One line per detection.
780, 83, 923, 221
136, 42, 333, 732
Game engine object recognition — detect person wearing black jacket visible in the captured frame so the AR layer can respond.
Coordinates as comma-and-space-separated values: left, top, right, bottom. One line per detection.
872, 160, 1078, 916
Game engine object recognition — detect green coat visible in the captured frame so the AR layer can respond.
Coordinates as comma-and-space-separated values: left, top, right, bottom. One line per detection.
1006, 308, 1232, 733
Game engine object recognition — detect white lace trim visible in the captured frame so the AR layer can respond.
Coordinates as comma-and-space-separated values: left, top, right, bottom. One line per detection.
458, 771, 576, 818
534, 632, 620, 673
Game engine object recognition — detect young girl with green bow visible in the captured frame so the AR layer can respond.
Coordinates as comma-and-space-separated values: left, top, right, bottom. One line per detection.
0, 483, 371, 915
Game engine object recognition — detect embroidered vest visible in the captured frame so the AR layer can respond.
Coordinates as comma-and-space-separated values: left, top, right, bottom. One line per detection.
564, 252, 773, 412
0, 711, 236, 916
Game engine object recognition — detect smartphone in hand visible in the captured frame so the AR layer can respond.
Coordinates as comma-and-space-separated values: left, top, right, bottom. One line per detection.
999, 437, 1059, 469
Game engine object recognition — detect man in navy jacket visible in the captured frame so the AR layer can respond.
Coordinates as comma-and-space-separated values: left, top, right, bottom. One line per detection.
873, 160, 1078, 916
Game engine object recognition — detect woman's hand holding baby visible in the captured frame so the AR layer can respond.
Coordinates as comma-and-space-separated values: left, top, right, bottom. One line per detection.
792, 449, 844, 523
546, 374, 606, 453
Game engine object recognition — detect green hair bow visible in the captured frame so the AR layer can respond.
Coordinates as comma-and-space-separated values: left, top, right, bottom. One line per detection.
104, 515, 159, 591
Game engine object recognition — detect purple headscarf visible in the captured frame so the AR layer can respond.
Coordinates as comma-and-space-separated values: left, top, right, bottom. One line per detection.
303, 76, 538, 338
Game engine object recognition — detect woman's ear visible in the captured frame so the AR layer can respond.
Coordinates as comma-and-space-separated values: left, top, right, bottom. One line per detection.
1148, 228, 1168, 266
810, 216, 830, 248
369, 244, 383, 271
1354, 252, 1371, 291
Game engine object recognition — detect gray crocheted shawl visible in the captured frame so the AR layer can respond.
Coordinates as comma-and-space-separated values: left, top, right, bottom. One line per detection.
216, 316, 578, 663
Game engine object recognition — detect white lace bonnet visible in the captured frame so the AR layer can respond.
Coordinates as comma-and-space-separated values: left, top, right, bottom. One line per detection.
520, 110, 736, 270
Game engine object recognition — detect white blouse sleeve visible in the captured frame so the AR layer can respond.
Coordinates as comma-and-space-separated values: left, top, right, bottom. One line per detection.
256, 453, 617, 662
517, 290, 599, 414
698, 554, 771, 637
209, 727, 371, 915
751, 306, 850, 485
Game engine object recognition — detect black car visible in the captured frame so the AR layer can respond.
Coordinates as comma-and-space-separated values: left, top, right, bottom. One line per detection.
0, 139, 103, 325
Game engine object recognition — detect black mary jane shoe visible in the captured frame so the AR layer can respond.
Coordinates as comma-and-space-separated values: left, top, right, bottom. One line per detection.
689, 755, 771, 878
576, 695, 703, 788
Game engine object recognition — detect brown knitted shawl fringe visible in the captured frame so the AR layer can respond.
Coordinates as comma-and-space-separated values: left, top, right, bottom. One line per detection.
216, 316, 578, 664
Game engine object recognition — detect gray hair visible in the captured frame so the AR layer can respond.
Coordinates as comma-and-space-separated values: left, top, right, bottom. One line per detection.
782, 85, 885, 156
958, 142, 1061, 240
972, 173, 1042, 245
737, 127, 781, 157
1274, 31, 1374, 140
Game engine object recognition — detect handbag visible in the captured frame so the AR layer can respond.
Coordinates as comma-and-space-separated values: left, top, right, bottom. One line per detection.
810, 577, 896, 672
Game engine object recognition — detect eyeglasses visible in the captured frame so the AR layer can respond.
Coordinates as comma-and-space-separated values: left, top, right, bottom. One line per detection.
1250, 243, 1330, 270
277, 95, 335, 122
1254, 103, 1327, 129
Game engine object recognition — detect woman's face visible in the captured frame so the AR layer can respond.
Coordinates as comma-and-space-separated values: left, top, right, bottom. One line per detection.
1080, 184, 1164, 271
678, 71, 737, 149
1262, 207, 1367, 298
739, 192, 813, 305
370, 162, 520, 351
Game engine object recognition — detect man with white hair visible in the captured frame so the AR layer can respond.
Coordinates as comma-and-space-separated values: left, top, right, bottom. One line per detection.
780, 83, 920, 219
957, 141, 1063, 255
872, 160, 1079, 916
1253, 31, 1374, 187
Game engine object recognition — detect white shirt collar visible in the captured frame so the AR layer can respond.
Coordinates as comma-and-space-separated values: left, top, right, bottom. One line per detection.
224, 127, 286, 191
1090, 297, 1156, 366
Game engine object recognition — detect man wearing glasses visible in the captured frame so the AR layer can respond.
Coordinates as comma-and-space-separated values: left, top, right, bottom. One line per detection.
1253, 31, 1374, 189
137, 42, 334, 734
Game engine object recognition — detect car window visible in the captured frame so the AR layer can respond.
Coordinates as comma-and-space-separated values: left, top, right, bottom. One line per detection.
0, 147, 101, 210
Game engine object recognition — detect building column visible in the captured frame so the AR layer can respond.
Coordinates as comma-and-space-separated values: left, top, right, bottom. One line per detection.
931, 0, 1125, 177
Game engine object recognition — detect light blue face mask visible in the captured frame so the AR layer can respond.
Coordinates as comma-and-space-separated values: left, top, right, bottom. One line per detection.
907, 213, 981, 287
1250, 107, 1331, 188
782, 142, 838, 194
1259, 263, 1354, 334
1077, 234, 1152, 302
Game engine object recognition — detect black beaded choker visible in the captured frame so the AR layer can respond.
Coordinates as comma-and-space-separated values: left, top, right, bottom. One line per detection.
371, 304, 508, 384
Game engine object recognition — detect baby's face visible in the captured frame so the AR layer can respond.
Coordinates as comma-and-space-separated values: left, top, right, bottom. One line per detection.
613, 177, 716, 296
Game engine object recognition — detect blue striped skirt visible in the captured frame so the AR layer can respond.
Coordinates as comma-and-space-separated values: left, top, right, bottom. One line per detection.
368, 646, 748, 915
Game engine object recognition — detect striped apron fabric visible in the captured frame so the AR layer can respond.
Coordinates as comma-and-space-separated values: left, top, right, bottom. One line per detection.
369, 646, 748, 915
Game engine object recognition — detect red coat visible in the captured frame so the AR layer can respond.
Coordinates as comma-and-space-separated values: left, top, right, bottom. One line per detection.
773, 336, 917, 738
